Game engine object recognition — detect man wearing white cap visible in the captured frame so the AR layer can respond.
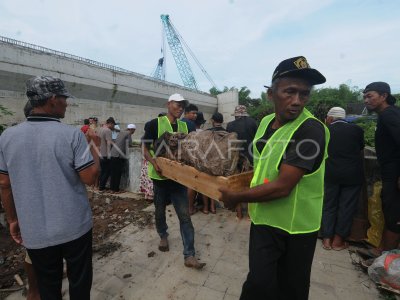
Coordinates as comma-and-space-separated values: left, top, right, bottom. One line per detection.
110, 124, 136, 193
321, 107, 364, 251
142, 93, 205, 269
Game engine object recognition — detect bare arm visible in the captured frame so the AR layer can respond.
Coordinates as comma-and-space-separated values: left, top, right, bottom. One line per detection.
0, 174, 22, 244
78, 140, 100, 185
219, 163, 306, 209
142, 142, 162, 176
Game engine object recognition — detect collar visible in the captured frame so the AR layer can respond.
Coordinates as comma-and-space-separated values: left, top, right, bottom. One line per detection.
331, 119, 348, 125
27, 114, 61, 122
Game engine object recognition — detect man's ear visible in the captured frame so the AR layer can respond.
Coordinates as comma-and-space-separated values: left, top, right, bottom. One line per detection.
49, 95, 57, 107
267, 88, 273, 101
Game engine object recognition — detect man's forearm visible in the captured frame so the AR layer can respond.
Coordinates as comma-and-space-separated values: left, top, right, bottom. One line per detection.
0, 176, 18, 223
142, 143, 155, 165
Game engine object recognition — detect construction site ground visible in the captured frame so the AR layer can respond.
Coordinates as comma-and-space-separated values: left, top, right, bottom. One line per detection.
1, 190, 395, 300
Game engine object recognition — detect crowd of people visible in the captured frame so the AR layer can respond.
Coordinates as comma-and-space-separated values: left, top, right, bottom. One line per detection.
79, 116, 136, 194
0, 55, 399, 300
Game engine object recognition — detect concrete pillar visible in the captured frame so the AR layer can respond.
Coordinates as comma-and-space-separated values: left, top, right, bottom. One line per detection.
127, 146, 143, 193
217, 90, 239, 124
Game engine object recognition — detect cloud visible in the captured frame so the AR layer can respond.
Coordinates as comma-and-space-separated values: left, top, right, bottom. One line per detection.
1, 0, 399, 96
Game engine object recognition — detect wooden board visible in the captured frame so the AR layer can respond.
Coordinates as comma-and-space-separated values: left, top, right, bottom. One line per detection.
155, 157, 253, 201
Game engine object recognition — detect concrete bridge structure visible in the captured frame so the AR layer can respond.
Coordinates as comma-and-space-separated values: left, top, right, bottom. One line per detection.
0, 36, 238, 138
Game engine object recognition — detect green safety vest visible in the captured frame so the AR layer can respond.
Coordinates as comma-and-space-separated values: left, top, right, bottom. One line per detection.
147, 116, 188, 180
248, 108, 330, 234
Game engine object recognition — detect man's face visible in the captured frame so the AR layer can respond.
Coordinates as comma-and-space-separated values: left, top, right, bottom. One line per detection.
185, 110, 197, 121
167, 101, 185, 119
364, 91, 387, 112
268, 77, 312, 124
53, 96, 68, 118
107, 123, 115, 130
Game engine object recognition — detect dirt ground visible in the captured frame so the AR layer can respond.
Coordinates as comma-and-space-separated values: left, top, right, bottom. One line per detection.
0, 190, 153, 293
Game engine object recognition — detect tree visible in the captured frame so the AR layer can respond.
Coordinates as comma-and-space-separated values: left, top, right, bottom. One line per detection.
210, 86, 258, 107
306, 84, 362, 121
0, 105, 13, 135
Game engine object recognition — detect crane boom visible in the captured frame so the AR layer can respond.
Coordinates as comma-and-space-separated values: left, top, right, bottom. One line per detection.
152, 57, 164, 80
160, 14, 198, 90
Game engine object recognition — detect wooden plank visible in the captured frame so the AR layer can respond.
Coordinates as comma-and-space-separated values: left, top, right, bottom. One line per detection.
155, 157, 253, 200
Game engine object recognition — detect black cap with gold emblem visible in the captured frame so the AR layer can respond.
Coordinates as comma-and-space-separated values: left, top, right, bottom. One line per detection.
264, 56, 326, 87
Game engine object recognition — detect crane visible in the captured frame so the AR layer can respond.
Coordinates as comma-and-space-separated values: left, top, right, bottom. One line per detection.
151, 14, 217, 91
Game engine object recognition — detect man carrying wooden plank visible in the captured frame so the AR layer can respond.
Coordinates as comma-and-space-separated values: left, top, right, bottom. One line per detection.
220, 56, 329, 300
142, 93, 206, 269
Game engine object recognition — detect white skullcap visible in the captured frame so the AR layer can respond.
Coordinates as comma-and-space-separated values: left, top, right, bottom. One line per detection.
127, 124, 136, 129
327, 107, 346, 119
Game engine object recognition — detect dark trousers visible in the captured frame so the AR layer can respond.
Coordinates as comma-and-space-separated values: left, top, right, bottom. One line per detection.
27, 229, 93, 300
153, 179, 195, 258
240, 224, 317, 300
99, 158, 111, 190
321, 182, 362, 238
381, 180, 400, 233
110, 157, 125, 191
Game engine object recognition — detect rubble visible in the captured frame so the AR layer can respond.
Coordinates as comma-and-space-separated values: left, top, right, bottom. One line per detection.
0, 190, 153, 293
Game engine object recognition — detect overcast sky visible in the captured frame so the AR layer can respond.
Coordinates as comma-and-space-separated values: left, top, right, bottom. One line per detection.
1, 0, 399, 97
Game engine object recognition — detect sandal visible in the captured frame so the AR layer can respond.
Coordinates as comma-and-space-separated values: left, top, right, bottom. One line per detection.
201, 209, 209, 215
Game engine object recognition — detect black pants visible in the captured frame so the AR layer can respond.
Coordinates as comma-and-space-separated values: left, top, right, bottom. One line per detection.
110, 157, 125, 191
27, 229, 93, 300
99, 158, 111, 190
381, 180, 400, 233
321, 182, 362, 238
240, 224, 317, 300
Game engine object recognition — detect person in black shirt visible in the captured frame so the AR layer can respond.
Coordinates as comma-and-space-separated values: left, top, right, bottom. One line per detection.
181, 104, 198, 133
227, 105, 258, 165
321, 107, 364, 251
142, 93, 205, 269
363, 82, 400, 257
219, 56, 328, 300
207, 112, 226, 132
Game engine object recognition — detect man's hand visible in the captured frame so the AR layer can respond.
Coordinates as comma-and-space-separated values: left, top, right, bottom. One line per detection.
9, 221, 23, 244
219, 187, 239, 210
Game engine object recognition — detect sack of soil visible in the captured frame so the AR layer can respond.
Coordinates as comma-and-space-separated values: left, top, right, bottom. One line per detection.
153, 131, 251, 176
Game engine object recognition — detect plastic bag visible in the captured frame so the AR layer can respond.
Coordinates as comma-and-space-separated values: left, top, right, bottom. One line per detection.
368, 249, 400, 290
366, 181, 384, 247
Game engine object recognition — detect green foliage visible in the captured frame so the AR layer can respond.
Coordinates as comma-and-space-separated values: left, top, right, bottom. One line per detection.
394, 93, 400, 106
210, 85, 259, 107
355, 117, 376, 147
307, 84, 362, 121
247, 93, 274, 123
0, 104, 14, 135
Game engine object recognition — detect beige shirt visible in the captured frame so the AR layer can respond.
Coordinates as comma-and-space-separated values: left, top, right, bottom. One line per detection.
111, 130, 132, 158
97, 126, 112, 158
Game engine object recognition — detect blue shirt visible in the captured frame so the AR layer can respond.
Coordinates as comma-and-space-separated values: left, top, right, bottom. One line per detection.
181, 118, 196, 133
